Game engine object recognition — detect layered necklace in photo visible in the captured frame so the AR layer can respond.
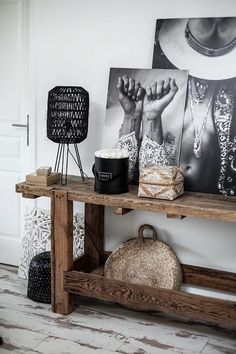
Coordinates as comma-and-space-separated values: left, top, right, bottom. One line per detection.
213, 85, 235, 195
189, 77, 213, 159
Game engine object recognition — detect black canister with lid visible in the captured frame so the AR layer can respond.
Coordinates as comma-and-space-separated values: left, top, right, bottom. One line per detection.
93, 149, 129, 194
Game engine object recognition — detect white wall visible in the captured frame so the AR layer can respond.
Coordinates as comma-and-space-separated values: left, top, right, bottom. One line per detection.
32, 0, 236, 297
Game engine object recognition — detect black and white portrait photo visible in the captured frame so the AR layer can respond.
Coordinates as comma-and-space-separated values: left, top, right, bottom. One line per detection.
103, 68, 188, 184
153, 17, 236, 196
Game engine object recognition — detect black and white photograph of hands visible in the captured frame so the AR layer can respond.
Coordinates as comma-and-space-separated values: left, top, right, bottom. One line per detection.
103, 68, 188, 183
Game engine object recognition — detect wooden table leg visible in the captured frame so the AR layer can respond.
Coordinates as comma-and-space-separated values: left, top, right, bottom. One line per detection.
51, 190, 73, 314
84, 203, 104, 271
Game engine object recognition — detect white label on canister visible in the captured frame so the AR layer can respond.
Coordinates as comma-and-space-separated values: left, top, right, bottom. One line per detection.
98, 172, 112, 181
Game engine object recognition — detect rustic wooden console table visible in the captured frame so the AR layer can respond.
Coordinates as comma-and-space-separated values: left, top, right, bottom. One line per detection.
16, 176, 236, 329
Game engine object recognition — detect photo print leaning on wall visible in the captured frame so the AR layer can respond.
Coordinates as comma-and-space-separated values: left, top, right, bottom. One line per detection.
103, 68, 188, 184
152, 17, 236, 195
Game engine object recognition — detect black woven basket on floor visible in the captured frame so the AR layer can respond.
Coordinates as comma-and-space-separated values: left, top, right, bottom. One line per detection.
47, 86, 89, 144
27, 251, 51, 304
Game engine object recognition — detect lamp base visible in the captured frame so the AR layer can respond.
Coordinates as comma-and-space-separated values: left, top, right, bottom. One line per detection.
54, 143, 86, 184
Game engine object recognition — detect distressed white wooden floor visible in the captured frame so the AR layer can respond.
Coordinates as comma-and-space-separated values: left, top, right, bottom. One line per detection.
0, 264, 236, 354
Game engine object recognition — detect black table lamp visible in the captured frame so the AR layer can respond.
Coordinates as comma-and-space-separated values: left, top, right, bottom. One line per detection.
47, 86, 89, 184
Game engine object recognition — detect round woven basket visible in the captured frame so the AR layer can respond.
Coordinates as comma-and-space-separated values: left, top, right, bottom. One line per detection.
104, 224, 182, 310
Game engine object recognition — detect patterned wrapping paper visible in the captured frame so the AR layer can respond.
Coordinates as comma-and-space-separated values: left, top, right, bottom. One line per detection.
138, 165, 184, 200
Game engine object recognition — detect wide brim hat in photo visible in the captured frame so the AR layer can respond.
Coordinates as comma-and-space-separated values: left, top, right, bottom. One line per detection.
158, 17, 236, 80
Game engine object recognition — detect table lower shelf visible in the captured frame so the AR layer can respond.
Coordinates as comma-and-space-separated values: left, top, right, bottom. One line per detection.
16, 178, 236, 329
64, 257, 236, 329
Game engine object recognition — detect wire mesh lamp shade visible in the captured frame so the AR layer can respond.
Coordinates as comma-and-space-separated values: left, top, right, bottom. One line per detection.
47, 86, 89, 184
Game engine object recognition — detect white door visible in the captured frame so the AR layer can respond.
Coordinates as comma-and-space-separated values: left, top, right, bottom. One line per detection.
0, 0, 35, 265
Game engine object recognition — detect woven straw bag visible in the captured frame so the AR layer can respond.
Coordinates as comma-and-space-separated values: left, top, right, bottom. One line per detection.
104, 224, 182, 309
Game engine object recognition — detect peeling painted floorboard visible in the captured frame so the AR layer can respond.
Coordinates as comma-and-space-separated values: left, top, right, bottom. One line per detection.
0, 264, 236, 354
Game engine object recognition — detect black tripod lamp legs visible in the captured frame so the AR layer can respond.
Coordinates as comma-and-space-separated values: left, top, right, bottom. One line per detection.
54, 143, 86, 184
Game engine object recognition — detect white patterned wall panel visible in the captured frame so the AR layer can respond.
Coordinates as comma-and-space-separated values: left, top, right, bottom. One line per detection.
18, 208, 84, 279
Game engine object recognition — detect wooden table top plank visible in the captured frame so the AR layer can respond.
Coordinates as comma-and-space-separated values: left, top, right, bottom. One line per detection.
16, 176, 236, 222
